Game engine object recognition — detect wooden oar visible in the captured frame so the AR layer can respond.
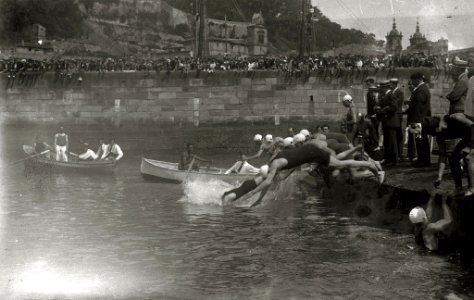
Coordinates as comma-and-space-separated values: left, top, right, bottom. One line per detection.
10, 150, 50, 165
184, 157, 196, 182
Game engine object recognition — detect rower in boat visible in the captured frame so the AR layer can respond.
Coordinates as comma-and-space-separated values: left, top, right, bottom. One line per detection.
225, 152, 259, 174
54, 126, 69, 162
222, 165, 269, 203
239, 137, 381, 207
96, 138, 109, 160
34, 135, 52, 159
78, 143, 98, 161
103, 139, 124, 161
179, 143, 212, 171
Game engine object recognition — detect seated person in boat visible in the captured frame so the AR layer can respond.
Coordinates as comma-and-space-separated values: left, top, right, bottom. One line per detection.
417, 116, 474, 195
78, 143, 98, 161
409, 192, 456, 253
222, 165, 269, 203
34, 135, 52, 159
103, 139, 123, 161
179, 143, 212, 171
54, 126, 69, 162
225, 152, 259, 174
240, 138, 381, 207
96, 138, 109, 160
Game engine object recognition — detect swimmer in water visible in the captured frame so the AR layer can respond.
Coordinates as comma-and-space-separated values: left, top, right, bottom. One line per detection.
241, 138, 381, 207
222, 165, 269, 203
409, 192, 454, 252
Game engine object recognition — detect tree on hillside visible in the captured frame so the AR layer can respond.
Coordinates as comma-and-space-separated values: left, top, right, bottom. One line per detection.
167, 0, 382, 51
0, 0, 84, 43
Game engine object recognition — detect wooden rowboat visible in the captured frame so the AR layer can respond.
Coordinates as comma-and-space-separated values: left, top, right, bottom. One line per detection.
23, 145, 116, 171
140, 157, 256, 183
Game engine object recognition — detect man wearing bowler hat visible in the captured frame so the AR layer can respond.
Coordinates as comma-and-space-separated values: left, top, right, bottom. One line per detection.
377, 80, 400, 166
390, 78, 405, 161
406, 72, 431, 167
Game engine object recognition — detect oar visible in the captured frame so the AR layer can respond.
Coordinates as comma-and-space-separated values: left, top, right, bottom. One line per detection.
184, 157, 196, 182
10, 150, 50, 165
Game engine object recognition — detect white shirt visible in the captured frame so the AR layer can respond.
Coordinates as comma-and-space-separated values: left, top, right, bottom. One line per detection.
225, 161, 259, 174
110, 144, 123, 161
100, 144, 110, 160
79, 149, 98, 160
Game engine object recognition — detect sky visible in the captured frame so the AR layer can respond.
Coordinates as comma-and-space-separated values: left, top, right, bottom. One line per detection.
312, 0, 474, 50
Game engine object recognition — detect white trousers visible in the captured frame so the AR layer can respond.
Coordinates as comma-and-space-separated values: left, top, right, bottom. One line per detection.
55, 145, 68, 162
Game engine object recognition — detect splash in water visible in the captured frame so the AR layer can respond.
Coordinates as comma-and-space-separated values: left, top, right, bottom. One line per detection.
179, 178, 235, 206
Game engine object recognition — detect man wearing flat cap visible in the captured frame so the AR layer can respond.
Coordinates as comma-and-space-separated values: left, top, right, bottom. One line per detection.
406, 71, 431, 167
443, 57, 474, 147
390, 78, 405, 160
377, 80, 400, 166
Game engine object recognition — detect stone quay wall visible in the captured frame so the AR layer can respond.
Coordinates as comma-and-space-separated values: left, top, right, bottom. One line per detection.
0, 69, 454, 150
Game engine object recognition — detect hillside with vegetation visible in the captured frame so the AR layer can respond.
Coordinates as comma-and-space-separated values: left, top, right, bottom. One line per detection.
170, 0, 383, 52
0, 0, 383, 57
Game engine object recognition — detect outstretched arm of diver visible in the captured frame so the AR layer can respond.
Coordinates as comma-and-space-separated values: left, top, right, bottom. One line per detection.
428, 198, 453, 234
242, 149, 263, 161
240, 167, 278, 205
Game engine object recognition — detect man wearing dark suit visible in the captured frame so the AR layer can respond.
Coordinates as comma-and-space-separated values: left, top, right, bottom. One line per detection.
406, 72, 431, 167
378, 80, 401, 166
390, 78, 405, 160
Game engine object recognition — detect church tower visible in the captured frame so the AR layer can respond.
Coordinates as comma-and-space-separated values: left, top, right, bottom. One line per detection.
409, 17, 427, 46
385, 18, 403, 56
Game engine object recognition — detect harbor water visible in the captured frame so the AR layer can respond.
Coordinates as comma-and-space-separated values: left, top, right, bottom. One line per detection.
0, 128, 472, 299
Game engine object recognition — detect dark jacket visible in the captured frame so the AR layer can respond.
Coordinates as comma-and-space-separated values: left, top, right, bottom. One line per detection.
446, 72, 469, 114
407, 83, 431, 124
379, 90, 401, 128
392, 87, 404, 122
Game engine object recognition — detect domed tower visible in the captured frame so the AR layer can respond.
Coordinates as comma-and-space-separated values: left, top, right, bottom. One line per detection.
385, 18, 403, 56
409, 17, 427, 46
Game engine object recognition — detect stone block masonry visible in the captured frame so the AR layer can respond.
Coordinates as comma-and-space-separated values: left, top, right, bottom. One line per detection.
0, 69, 458, 149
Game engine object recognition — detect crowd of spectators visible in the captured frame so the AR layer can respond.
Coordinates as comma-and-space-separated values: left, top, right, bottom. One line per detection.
0, 52, 463, 88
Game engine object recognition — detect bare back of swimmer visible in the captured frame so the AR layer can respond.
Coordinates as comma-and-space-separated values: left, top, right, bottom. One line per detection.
241, 139, 380, 207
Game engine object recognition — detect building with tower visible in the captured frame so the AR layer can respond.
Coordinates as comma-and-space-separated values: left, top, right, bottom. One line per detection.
189, 12, 268, 57
385, 18, 403, 57
404, 18, 448, 56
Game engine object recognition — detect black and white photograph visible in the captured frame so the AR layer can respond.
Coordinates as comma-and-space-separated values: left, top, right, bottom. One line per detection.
0, 0, 473, 299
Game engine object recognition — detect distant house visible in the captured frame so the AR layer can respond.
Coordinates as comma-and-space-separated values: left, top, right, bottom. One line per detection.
187, 12, 268, 57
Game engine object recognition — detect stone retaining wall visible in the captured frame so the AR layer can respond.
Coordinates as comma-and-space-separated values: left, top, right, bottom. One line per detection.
0, 69, 455, 149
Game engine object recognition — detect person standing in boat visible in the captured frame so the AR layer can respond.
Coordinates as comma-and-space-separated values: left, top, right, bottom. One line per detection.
179, 143, 212, 171
54, 126, 69, 162
104, 139, 123, 161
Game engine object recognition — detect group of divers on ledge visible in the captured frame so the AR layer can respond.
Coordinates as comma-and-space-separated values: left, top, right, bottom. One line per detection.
33, 126, 124, 162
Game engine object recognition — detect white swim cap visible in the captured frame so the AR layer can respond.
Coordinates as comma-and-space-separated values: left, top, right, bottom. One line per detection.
253, 134, 263, 142
283, 137, 294, 147
343, 94, 353, 102
264, 134, 273, 142
259, 165, 269, 178
300, 129, 310, 137
294, 133, 306, 144
409, 207, 427, 224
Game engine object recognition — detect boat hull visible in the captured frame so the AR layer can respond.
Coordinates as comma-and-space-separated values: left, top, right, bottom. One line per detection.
23, 145, 116, 172
140, 157, 256, 184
